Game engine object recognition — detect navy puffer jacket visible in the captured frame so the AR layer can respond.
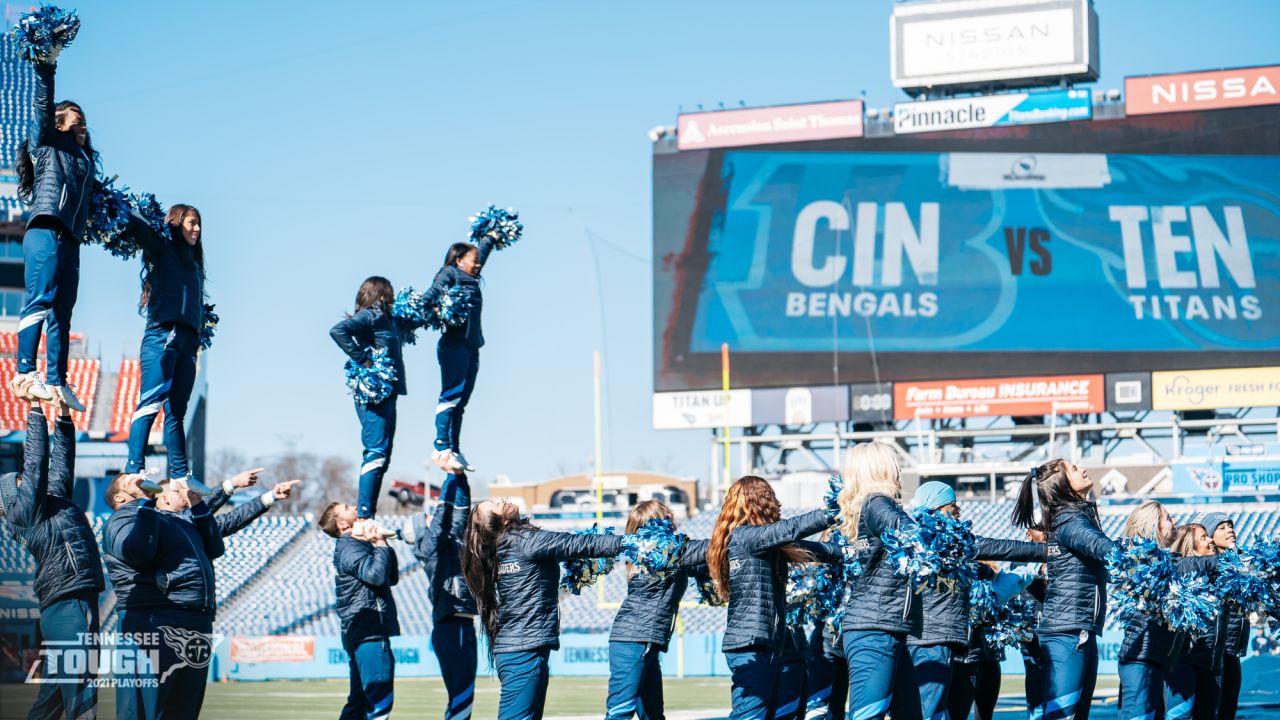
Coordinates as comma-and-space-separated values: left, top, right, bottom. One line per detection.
4, 410, 104, 609
1224, 606, 1249, 658
492, 526, 623, 654
842, 495, 921, 636
426, 236, 495, 349
1182, 611, 1229, 673
1118, 554, 1218, 669
410, 474, 476, 624
910, 536, 1046, 648
128, 214, 205, 331
104, 499, 225, 617
24, 64, 95, 238
1039, 503, 1115, 635
334, 536, 400, 648
722, 509, 833, 652
330, 306, 409, 396
610, 539, 708, 651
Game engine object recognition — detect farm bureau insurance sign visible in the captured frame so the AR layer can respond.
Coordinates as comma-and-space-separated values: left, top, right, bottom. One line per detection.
894, 375, 1103, 420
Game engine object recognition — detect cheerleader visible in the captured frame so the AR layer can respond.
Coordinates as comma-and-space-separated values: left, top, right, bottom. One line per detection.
407, 472, 477, 720
460, 499, 624, 720
1012, 461, 1115, 720
708, 475, 833, 719
908, 482, 1045, 720
1018, 528, 1049, 720
123, 205, 214, 495
330, 277, 408, 523
1197, 513, 1246, 720
603, 500, 708, 720
426, 237, 497, 473
833, 441, 922, 720
1168, 524, 1225, 720
948, 563, 1024, 720
1116, 501, 1184, 720
10, 55, 94, 411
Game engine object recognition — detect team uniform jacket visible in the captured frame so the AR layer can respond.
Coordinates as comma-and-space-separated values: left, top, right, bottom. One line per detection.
25, 63, 94, 237
610, 539, 710, 651
1039, 503, 1114, 635
424, 236, 496, 349
104, 498, 225, 618
842, 495, 922, 636
330, 307, 410, 396
334, 536, 401, 648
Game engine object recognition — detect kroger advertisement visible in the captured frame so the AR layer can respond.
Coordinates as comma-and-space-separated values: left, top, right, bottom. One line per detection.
655, 144, 1279, 391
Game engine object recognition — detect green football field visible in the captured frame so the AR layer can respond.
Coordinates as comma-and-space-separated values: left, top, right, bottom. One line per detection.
0, 674, 1123, 719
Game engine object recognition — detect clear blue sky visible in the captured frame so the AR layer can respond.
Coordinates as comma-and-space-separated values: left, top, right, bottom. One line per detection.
39, 0, 1280, 488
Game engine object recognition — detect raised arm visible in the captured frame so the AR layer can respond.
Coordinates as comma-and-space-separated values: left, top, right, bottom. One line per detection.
793, 539, 844, 564
104, 500, 160, 566
474, 236, 496, 271
329, 309, 376, 364
975, 536, 1046, 564
8, 408, 51, 529
864, 495, 914, 537
48, 411, 77, 501
337, 540, 397, 588
1056, 515, 1117, 563
524, 528, 625, 562
124, 212, 168, 258
29, 63, 56, 148
215, 494, 271, 538
189, 500, 226, 560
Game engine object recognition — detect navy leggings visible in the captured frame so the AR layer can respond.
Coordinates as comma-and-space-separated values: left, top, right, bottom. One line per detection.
1039, 631, 1099, 720
354, 395, 397, 519
126, 321, 198, 477
18, 225, 79, 385
495, 647, 551, 720
116, 610, 213, 720
1219, 655, 1241, 720
1022, 639, 1046, 720
27, 592, 98, 720
604, 641, 663, 719
774, 654, 807, 720
432, 616, 477, 720
949, 659, 1001, 720
844, 630, 915, 720
725, 646, 780, 720
434, 336, 479, 452
909, 644, 954, 720
340, 638, 396, 720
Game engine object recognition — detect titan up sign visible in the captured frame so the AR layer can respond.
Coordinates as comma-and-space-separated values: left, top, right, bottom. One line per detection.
1125, 65, 1280, 116
891, 0, 1099, 92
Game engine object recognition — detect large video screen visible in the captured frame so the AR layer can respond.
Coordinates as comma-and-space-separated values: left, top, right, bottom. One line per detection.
653, 106, 1280, 392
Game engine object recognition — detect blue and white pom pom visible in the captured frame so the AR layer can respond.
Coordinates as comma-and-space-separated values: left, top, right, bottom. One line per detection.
83, 178, 140, 258
391, 286, 427, 344
1106, 538, 1174, 621
882, 509, 977, 590
969, 577, 1039, 650
1164, 572, 1220, 638
129, 191, 171, 240
824, 475, 843, 522
468, 204, 522, 250
343, 347, 398, 406
786, 563, 830, 626
559, 525, 616, 594
821, 528, 863, 634
198, 304, 218, 351
429, 285, 475, 329
695, 571, 726, 607
9, 5, 80, 64
619, 517, 688, 577
1214, 542, 1280, 616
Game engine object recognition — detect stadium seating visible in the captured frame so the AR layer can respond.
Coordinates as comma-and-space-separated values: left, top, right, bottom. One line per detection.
109, 358, 161, 435
0, 354, 100, 433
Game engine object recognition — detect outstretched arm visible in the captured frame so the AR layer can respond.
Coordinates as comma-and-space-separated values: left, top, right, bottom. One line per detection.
975, 537, 1046, 563
9, 407, 50, 528
124, 213, 168, 258
1056, 517, 1117, 563
736, 510, 834, 555
525, 529, 625, 562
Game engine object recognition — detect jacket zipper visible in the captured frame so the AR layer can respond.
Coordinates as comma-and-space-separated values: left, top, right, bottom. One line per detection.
179, 523, 214, 612
58, 183, 67, 210
68, 147, 90, 227
64, 541, 79, 574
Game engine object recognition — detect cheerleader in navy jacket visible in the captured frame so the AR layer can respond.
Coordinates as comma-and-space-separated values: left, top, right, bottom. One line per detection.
1012, 461, 1116, 720
124, 205, 214, 495
425, 238, 496, 473
11, 57, 95, 411
331, 277, 409, 521
1168, 524, 1226, 720
604, 501, 709, 720
707, 475, 834, 720
461, 499, 625, 720
407, 472, 477, 720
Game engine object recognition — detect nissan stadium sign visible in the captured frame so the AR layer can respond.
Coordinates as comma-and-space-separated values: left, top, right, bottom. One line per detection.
891, 0, 1100, 92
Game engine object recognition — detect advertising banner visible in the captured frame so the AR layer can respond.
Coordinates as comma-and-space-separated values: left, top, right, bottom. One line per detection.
1151, 367, 1280, 411
654, 139, 1280, 391
894, 89, 1091, 134
1104, 372, 1151, 412
891, 0, 1098, 90
751, 386, 849, 425
229, 636, 316, 664
1126, 65, 1280, 116
894, 375, 1103, 420
677, 101, 863, 151
1172, 458, 1280, 494
652, 390, 752, 430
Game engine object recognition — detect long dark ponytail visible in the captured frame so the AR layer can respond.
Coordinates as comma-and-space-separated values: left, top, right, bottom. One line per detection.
460, 506, 532, 662
16, 101, 97, 204
1012, 459, 1087, 531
